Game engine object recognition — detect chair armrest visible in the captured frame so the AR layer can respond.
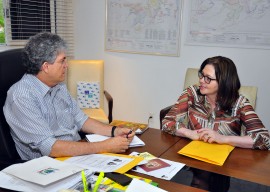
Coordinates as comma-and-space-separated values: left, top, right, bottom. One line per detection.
159, 105, 173, 129
104, 90, 113, 123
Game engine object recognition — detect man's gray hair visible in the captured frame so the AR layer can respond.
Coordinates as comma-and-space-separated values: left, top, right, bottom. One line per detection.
22, 32, 67, 75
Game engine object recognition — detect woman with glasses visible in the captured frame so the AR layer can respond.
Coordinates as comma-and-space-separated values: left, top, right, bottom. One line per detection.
162, 56, 270, 191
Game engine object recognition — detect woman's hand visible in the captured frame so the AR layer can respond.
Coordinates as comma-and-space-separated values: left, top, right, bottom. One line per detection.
176, 128, 200, 140
197, 128, 226, 144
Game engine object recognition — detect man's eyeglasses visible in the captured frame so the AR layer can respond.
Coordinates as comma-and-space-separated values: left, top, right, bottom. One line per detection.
198, 71, 216, 84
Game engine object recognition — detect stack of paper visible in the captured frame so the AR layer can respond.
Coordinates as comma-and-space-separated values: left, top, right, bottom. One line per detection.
0, 156, 88, 192
178, 140, 235, 166
86, 134, 145, 147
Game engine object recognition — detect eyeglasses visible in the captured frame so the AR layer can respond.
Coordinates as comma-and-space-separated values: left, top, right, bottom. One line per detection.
198, 71, 216, 84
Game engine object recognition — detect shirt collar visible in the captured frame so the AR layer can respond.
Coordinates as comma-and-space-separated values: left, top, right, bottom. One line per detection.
24, 74, 62, 97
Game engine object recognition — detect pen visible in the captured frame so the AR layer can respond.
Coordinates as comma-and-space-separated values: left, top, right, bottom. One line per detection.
126, 128, 133, 138
93, 171, 104, 192
81, 170, 90, 192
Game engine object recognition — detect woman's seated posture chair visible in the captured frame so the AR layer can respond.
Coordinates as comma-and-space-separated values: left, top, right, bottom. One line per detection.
160, 68, 257, 129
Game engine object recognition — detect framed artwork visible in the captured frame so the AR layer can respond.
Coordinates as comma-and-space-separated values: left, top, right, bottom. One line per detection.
105, 0, 183, 56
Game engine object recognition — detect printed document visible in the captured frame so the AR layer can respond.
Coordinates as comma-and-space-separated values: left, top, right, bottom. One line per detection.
63, 153, 142, 173
129, 152, 185, 180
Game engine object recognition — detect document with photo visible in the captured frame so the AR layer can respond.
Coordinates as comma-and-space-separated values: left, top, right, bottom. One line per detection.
130, 152, 185, 180
64, 153, 142, 173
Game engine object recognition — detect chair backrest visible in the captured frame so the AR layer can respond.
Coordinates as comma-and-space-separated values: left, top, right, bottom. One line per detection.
184, 68, 200, 89
0, 49, 25, 163
67, 60, 105, 109
183, 68, 257, 109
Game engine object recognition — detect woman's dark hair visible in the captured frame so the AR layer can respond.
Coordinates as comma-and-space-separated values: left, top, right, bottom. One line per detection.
22, 32, 67, 75
199, 56, 241, 111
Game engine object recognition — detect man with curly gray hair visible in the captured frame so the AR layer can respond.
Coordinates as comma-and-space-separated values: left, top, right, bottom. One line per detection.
4, 32, 134, 160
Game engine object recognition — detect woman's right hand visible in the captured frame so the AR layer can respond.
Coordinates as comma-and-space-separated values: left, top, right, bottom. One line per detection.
176, 128, 200, 140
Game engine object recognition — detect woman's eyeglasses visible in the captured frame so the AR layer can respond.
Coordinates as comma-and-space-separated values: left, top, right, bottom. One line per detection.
198, 71, 216, 84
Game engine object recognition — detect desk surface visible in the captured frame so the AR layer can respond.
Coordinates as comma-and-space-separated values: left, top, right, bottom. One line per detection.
1, 128, 269, 191
160, 138, 270, 186
0, 128, 204, 192
125, 128, 181, 157
127, 171, 205, 192
124, 128, 206, 191
0, 179, 205, 192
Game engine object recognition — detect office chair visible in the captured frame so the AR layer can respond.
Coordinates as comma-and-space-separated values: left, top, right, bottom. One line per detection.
67, 60, 113, 124
0, 49, 26, 170
160, 68, 258, 129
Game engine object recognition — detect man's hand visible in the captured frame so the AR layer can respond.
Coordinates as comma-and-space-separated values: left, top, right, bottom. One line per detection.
102, 137, 129, 153
114, 127, 135, 143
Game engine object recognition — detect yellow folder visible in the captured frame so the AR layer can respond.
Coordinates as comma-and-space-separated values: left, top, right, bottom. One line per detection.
178, 141, 235, 166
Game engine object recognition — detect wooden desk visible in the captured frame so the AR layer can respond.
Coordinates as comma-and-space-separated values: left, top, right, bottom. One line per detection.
124, 128, 206, 191
0, 128, 203, 192
126, 171, 206, 192
125, 128, 181, 157
160, 138, 270, 186
0, 179, 205, 192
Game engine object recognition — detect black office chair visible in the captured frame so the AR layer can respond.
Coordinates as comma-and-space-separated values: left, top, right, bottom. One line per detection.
0, 48, 26, 170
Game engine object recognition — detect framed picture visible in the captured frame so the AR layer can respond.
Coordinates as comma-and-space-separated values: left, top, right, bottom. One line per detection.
105, 0, 183, 56
185, 0, 270, 49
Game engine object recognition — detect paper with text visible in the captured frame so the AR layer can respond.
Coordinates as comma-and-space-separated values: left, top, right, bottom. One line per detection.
63, 153, 143, 173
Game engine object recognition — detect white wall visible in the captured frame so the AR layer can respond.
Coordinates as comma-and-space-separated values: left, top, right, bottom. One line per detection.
73, 0, 270, 130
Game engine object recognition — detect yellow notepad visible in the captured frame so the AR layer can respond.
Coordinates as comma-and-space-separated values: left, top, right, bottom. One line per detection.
178, 141, 235, 166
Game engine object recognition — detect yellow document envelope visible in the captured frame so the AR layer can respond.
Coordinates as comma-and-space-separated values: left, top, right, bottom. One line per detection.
178, 141, 235, 166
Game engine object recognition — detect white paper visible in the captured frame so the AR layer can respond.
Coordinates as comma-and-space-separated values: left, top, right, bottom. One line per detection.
126, 178, 168, 192
2, 156, 83, 186
0, 170, 88, 192
132, 158, 185, 180
86, 134, 145, 147
64, 154, 134, 172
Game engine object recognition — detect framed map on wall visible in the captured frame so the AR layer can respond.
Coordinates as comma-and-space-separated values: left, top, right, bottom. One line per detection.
105, 0, 183, 56
185, 0, 270, 49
